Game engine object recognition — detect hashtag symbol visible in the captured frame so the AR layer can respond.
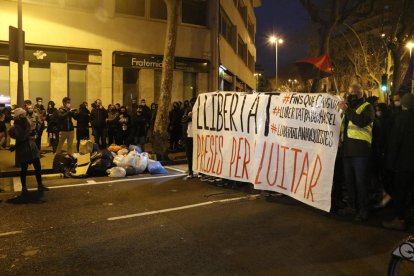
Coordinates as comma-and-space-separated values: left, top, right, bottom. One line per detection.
282, 95, 291, 104
271, 123, 278, 134
272, 106, 281, 116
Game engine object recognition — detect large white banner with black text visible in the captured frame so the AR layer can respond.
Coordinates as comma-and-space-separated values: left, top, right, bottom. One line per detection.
192, 92, 342, 212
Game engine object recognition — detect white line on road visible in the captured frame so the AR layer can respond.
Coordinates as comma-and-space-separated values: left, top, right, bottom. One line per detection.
107, 194, 260, 221
27, 173, 186, 191
0, 230, 23, 237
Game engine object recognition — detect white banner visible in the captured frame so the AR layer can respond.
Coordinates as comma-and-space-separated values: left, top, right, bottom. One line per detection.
193, 92, 342, 212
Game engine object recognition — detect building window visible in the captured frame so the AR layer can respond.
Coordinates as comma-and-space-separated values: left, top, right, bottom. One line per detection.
0, 61, 10, 97
237, 0, 247, 26
150, 0, 167, 20
248, 17, 255, 42
220, 9, 236, 51
29, 63, 51, 105
183, 72, 197, 99
238, 36, 247, 64
65, 0, 99, 10
68, 64, 86, 109
116, 0, 146, 17
182, 0, 207, 26
154, 69, 162, 104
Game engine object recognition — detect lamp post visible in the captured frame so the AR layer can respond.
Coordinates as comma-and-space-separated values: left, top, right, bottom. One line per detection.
269, 36, 283, 91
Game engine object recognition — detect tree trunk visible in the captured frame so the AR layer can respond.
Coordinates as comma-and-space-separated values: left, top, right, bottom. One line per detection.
152, 0, 181, 161
390, 46, 404, 95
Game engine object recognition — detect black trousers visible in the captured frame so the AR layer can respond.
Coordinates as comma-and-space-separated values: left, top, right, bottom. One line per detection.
93, 128, 107, 148
20, 158, 42, 190
186, 137, 193, 175
393, 171, 414, 220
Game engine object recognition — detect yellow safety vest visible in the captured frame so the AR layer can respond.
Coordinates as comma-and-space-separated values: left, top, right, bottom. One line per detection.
341, 102, 373, 144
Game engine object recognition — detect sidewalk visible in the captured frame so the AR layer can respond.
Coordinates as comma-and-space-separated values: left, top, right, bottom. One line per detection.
0, 143, 187, 191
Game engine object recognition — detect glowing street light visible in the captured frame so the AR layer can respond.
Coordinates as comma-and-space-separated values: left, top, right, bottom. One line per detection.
406, 41, 414, 57
269, 35, 283, 91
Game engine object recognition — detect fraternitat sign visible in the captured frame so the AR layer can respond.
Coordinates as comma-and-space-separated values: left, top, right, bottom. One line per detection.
114, 53, 209, 73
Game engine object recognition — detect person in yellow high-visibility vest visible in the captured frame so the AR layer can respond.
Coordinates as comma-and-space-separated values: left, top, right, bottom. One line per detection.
338, 84, 375, 221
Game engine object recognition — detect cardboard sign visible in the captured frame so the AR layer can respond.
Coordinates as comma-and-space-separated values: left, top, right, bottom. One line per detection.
192, 92, 342, 212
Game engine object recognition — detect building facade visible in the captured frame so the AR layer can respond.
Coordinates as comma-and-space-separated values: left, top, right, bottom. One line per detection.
0, 0, 261, 108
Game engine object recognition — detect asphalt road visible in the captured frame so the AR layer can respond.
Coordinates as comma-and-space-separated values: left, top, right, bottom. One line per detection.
0, 169, 408, 275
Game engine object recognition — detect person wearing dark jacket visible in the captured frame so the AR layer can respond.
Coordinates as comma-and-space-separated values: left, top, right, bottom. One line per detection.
90, 99, 108, 148
168, 102, 182, 151
106, 105, 119, 145
34, 97, 46, 151
46, 101, 59, 153
8, 108, 48, 196
74, 103, 90, 152
56, 97, 76, 155
3, 106, 12, 148
116, 106, 131, 146
382, 93, 414, 230
338, 84, 375, 221
130, 106, 147, 150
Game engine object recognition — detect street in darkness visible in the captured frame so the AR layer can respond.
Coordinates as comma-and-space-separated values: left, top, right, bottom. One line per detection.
0, 168, 406, 275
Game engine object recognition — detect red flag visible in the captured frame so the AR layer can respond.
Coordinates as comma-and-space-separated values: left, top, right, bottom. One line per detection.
295, 54, 334, 80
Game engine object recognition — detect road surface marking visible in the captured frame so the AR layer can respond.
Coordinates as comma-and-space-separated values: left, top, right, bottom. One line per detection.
107, 194, 260, 221
27, 173, 186, 191
0, 231, 23, 237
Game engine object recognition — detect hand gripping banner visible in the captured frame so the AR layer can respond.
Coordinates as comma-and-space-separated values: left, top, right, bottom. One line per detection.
192, 92, 342, 212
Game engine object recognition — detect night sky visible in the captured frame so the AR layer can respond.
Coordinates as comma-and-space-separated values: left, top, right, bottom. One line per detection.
255, 0, 313, 79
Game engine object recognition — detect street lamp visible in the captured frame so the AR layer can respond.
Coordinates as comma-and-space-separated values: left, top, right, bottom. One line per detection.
406, 41, 414, 57
269, 36, 283, 91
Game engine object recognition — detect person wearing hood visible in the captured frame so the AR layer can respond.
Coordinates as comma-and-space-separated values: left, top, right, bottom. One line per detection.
8, 108, 49, 196
382, 93, 414, 230
338, 84, 375, 221
106, 104, 119, 145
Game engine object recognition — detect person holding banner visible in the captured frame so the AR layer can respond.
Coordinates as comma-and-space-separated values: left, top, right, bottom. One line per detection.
338, 84, 375, 221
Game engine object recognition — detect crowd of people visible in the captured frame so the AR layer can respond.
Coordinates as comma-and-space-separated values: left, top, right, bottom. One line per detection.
1, 89, 413, 231
333, 85, 414, 230
0, 96, 197, 196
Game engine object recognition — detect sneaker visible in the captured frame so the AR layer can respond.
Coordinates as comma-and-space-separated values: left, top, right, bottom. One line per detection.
207, 177, 216, 183
374, 193, 392, 209
200, 176, 210, 182
382, 217, 406, 231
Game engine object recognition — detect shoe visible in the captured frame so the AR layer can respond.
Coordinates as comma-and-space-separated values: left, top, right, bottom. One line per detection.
382, 217, 406, 231
183, 174, 194, 180
338, 206, 357, 216
38, 185, 50, 192
354, 210, 368, 222
207, 177, 216, 183
200, 176, 210, 182
374, 193, 392, 209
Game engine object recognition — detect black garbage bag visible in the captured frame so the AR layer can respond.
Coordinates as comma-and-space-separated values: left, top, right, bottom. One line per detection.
87, 158, 113, 176
53, 154, 76, 176
122, 165, 136, 176
90, 149, 114, 162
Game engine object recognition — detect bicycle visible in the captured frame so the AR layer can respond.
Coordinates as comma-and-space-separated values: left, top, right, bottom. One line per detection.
388, 236, 414, 275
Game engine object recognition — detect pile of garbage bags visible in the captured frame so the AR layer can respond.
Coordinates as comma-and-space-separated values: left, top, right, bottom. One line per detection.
53, 141, 167, 178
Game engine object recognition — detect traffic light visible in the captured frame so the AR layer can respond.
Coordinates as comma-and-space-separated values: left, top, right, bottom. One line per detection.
381, 74, 388, 92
